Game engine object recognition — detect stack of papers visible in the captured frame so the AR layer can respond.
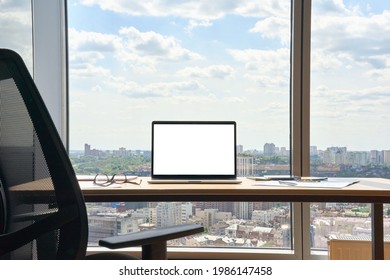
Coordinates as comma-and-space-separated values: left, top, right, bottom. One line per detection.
253, 179, 359, 189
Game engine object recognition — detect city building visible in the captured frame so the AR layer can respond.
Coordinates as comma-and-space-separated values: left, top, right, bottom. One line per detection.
237, 156, 254, 177
263, 143, 276, 156
233, 202, 254, 220
156, 202, 183, 227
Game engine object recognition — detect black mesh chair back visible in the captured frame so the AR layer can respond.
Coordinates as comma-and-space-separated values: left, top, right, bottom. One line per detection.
0, 49, 88, 259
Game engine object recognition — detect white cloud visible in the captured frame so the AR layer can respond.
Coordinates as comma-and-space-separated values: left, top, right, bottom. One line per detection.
177, 65, 235, 79
312, 0, 354, 16
312, 86, 390, 113
68, 27, 203, 77
80, 0, 290, 20
255, 102, 288, 114
248, 74, 289, 88
70, 64, 110, 78
69, 28, 122, 53
70, 51, 105, 64
310, 4, 390, 117
222, 96, 247, 103
68, 28, 119, 77
105, 75, 204, 99
228, 48, 289, 83
312, 11, 390, 70
0, 3, 32, 70
119, 27, 203, 61
250, 16, 290, 46
311, 50, 344, 72
227, 48, 290, 89
185, 19, 213, 33
229, 48, 289, 69
368, 68, 390, 81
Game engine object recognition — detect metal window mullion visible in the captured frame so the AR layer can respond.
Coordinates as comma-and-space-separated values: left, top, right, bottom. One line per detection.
301, 0, 315, 260
291, 0, 303, 178
291, 0, 310, 178
301, 0, 311, 178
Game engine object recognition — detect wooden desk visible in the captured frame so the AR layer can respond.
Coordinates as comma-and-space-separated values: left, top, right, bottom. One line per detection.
81, 177, 390, 260
10, 177, 390, 259
81, 177, 390, 203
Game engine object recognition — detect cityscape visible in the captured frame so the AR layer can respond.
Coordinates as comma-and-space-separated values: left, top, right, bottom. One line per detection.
70, 143, 390, 251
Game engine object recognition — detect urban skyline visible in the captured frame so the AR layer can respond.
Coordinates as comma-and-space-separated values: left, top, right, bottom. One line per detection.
87, 198, 390, 250
80, 142, 390, 156
87, 201, 292, 249
73, 142, 390, 179
77, 140, 390, 252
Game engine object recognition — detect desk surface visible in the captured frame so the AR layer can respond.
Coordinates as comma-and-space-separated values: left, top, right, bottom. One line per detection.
80, 177, 390, 203
10, 176, 390, 259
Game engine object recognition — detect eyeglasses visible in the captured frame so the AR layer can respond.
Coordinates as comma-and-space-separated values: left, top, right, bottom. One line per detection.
93, 173, 142, 186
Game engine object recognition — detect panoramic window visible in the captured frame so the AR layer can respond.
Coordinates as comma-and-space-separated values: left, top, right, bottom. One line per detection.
310, 0, 390, 253
68, 0, 292, 250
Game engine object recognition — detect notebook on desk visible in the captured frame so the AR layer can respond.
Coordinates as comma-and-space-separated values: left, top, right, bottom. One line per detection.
148, 121, 241, 184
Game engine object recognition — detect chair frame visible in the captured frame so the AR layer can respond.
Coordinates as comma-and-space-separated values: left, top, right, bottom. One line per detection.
0, 49, 203, 260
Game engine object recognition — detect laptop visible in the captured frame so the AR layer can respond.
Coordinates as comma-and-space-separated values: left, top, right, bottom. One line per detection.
148, 121, 241, 184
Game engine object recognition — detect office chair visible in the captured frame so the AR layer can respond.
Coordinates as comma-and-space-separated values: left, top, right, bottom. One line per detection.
0, 49, 203, 260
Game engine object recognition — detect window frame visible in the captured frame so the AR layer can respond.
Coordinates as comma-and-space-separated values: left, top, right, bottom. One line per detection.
32, 0, 69, 149
33, 0, 320, 259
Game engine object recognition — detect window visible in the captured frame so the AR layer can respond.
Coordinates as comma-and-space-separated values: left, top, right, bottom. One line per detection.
310, 0, 390, 252
4, 0, 388, 260
68, 0, 293, 253
0, 0, 33, 72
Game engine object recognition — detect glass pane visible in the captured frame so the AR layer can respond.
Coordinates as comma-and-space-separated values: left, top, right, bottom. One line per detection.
68, 0, 292, 250
310, 0, 390, 254
0, 0, 33, 72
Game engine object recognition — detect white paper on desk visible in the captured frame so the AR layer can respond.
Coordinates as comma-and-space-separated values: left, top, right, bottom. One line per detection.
253, 180, 359, 189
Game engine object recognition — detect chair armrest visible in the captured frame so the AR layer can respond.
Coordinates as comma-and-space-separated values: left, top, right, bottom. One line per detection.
99, 224, 203, 249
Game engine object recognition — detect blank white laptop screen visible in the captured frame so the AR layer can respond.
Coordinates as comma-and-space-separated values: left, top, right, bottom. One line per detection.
152, 121, 236, 179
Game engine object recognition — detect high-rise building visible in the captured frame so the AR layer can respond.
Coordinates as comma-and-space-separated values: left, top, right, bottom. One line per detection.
263, 143, 276, 156
251, 209, 284, 225
346, 151, 370, 166
192, 201, 233, 213
323, 146, 347, 164
156, 202, 183, 227
200, 209, 217, 230
280, 147, 288, 156
181, 202, 193, 224
84, 143, 91, 156
370, 150, 380, 164
253, 202, 273, 211
87, 211, 143, 245
383, 150, 390, 164
233, 202, 254, 220
237, 156, 254, 177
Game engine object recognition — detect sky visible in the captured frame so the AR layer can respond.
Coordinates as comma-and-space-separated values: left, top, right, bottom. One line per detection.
0, 0, 32, 69
67, 0, 291, 151
1, 0, 390, 151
